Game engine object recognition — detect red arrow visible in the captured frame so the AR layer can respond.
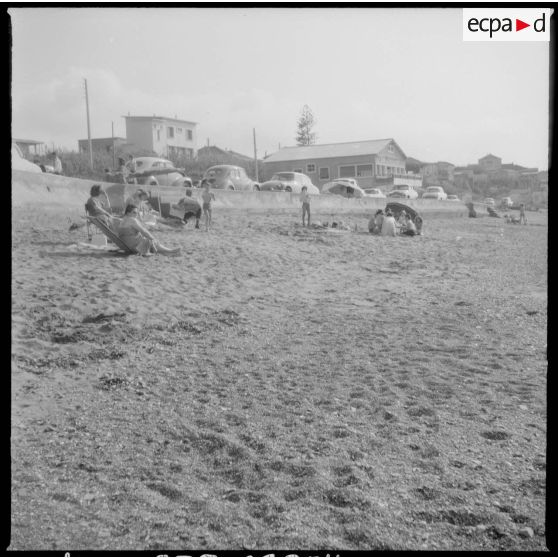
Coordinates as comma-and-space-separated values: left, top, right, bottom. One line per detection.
516, 19, 530, 31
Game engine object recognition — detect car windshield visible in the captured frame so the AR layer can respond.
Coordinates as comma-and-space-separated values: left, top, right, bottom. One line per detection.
366, 189, 379, 194
272, 173, 295, 181
398, 185, 410, 191
427, 187, 440, 192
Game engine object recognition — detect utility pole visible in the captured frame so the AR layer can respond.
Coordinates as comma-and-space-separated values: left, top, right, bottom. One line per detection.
84, 78, 93, 169
253, 128, 259, 182
111, 121, 116, 170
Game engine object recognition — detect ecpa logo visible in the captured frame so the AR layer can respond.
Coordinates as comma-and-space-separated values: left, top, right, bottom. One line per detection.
463, 9, 551, 42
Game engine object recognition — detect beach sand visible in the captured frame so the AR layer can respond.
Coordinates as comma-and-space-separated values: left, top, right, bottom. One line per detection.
11, 200, 547, 551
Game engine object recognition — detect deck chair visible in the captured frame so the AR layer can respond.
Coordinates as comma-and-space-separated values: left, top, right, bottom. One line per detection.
84, 204, 104, 242
86, 216, 136, 254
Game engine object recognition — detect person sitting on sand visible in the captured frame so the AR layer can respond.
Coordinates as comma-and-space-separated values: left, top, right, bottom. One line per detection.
86, 184, 114, 226
381, 209, 397, 237
401, 214, 417, 236
176, 187, 202, 229
125, 189, 157, 225
397, 210, 408, 228
117, 204, 181, 256
368, 209, 383, 234
300, 186, 311, 227
201, 182, 216, 230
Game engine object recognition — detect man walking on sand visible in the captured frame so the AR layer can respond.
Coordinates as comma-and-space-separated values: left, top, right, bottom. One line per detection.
300, 186, 311, 227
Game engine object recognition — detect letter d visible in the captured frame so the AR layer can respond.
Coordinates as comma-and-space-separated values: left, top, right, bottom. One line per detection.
534, 13, 545, 32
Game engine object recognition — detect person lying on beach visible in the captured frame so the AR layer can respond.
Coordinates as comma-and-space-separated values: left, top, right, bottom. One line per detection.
86, 184, 114, 226
117, 204, 181, 256
381, 209, 397, 236
401, 214, 417, 236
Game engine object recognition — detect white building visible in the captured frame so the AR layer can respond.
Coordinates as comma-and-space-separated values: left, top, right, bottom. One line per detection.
124, 115, 197, 160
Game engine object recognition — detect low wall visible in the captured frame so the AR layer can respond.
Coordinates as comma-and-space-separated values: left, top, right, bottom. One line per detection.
12, 170, 469, 218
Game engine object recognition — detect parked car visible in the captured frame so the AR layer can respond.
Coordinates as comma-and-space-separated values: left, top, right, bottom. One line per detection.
128, 157, 192, 188
422, 186, 448, 200
12, 143, 42, 173
202, 165, 260, 191
483, 197, 495, 206
322, 180, 367, 198
260, 172, 319, 194
500, 197, 513, 208
387, 184, 418, 199
362, 188, 386, 198
446, 194, 460, 201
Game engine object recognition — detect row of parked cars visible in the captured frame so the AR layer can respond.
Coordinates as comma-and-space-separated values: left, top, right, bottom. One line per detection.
128, 159, 463, 201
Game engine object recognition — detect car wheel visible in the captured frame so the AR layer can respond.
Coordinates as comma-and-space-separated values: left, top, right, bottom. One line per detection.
253, 184, 260, 192
285, 187, 292, 193
228, 185, 235, 190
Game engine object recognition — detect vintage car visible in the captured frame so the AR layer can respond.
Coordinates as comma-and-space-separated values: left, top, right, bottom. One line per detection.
129, 157, 193, 188
260, 172, 319, 194
500, 197, 513, 208
12, 143, 42, 173
422, 186, 448, 200
202, 165, 260, 191
322, 180, 367, 198
387, 184, 419, 199
483, 197, 496, 206
362, 188, 386, 198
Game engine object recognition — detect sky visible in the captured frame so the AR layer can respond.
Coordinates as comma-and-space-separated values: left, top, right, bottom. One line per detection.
10, 7, 551, 169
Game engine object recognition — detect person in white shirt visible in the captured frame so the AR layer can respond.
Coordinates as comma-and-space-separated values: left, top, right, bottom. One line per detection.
300, 186, 311, 227
51, 152, 63, 175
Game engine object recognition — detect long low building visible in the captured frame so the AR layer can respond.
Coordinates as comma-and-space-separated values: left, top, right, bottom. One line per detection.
263, 138, 421, 190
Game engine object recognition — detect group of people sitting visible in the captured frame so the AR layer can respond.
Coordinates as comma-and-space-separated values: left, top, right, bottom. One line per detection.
368, 208, 422, 237
85, 184, 181, 256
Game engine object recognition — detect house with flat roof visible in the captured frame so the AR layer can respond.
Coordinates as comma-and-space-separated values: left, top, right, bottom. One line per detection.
78, 137, 128, 155
124, 115, 197, 160
13, 138, 46, 157
263, 139, 412, 190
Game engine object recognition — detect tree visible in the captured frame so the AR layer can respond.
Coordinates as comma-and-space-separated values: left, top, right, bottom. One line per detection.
295, 105, 317, 146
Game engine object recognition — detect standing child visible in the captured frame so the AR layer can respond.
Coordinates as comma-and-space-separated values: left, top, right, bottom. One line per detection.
519, 203, 527, 225
201, 181, 216, 230
300, 186, 311, 227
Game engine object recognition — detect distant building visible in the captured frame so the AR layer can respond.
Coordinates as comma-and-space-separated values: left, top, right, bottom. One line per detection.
263, 139, 417, 190
14, 138, 46, 157
478, 153, 502, 172
124, 115, 197, 160
197, 145, 253, 163
78, 137, 128, 155
420, 161, 455, 187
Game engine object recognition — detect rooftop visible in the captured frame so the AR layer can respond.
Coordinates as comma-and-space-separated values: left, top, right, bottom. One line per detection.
123, 115, 198, 125
263, 139, 403, 163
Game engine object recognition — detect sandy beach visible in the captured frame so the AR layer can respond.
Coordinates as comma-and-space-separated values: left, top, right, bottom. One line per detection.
11, 185, 547, 550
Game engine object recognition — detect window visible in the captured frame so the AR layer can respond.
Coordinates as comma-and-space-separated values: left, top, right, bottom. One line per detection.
339, 165, 356, 178
167, 126, 174, 139
306, 163, 316, 173
187, 130, 193, 140
157, 130, 161, 141
388, 143, 394, 153
319, 167, 330, 180
177, 128, 182, 133
293, 168, 303, 173
186, 148, 194, 160
356, 164, 373, 177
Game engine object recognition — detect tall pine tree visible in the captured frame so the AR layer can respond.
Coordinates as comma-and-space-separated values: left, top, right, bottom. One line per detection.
295, 105, 317, 146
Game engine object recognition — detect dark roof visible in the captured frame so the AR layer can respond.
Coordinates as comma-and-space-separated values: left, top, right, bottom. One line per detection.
14, 138, 44, 145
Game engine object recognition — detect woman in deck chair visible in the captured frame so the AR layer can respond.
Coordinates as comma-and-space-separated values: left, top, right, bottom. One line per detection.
117, 204, 181, 256
86, 184, 114, 227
